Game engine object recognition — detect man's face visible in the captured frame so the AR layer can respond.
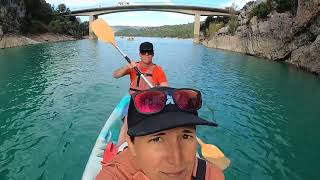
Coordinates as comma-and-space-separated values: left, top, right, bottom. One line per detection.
128, 126, 197, 180
139, 51, 154, 65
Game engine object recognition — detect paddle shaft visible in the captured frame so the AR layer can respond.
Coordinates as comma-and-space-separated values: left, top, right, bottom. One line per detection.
114, 45, 154, 88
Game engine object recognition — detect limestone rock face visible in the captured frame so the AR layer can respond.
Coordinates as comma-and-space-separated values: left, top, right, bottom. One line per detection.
217, 27, 229, 35
238, 0, 266, 25
309, 15, 320, 36
202, 0, 320, 75
0, 33, 76, 49
0, 35, 38, 49
287, 35, 320, 74
293, 0, 320, 33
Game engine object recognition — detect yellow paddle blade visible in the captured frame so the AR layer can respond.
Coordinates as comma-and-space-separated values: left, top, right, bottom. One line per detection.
206, 157, 231, 170
197, 137, 225, 159
91, 19, 117, 46
197, 137, 231, 170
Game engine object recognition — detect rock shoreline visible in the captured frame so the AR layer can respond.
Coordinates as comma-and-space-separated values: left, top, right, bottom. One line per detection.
201, 0, 320, 75
0, 33, 78, 49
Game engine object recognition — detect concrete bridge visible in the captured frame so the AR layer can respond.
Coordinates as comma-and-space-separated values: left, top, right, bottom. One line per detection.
70, 5, 233, 43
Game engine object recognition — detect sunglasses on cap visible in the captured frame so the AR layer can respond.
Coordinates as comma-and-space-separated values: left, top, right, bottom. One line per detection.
140, 50, 154, 56
131, 88, 202, 114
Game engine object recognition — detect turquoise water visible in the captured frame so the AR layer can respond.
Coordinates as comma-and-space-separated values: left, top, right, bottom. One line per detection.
1, 38, 320, 180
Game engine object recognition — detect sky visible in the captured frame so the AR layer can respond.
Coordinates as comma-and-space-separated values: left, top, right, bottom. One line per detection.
46, 0, 254, 26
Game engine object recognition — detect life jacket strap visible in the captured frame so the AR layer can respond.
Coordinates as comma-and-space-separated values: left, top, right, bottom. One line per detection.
131, 63, 157, 90
129, 88, 142, 92
192, 158, 206, 180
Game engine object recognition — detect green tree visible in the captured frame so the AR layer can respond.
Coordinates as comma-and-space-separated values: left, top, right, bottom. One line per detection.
2, 0, 88, 37
115, 23, 194, 38
227, 3, 239, 35
250, 0, 295, 20
57, 4, 67, 13
250, 1, 272, 19
0, 0, 8, 5
275, 0, 294, 13
206, 22, 224, 36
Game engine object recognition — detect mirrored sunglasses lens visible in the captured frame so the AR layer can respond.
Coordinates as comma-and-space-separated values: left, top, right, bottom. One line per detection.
134, 91, 166, 113
174, 90, 201, 111
141, 51, 154, 55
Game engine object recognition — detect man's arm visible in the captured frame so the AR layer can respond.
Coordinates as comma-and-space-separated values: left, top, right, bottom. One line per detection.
113, 65, 130, 78
159, 82, 169, 86
113, 61, 137, 78
154, 66, 169, 86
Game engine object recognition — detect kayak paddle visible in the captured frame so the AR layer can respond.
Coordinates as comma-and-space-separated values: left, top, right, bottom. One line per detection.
197, 137, 231, 170
91, 19, 154, 88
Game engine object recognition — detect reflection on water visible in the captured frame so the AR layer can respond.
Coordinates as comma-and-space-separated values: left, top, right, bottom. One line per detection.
1, 38, 320, 180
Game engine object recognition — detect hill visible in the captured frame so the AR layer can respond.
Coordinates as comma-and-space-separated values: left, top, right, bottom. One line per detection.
115, 23, 194, 38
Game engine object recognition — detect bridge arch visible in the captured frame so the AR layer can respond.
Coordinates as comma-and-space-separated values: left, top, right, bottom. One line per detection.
70, 5, 233, 43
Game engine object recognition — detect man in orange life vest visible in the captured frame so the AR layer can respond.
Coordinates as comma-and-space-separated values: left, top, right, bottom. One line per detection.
96, 87, 225, 180
113, 42, 169, 145
113, 41, 169, 94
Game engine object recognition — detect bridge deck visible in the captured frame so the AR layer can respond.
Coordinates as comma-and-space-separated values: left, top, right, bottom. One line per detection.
70, 5, 235, 16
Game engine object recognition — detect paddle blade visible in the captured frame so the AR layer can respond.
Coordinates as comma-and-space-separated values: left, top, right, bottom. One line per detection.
206, 157, 231, 170
197, 137, 231, 170
91, 19, 117, 46
201, 143, 225, 159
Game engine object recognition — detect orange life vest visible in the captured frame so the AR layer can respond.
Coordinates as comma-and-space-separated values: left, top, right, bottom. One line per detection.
129, 62, 157, 94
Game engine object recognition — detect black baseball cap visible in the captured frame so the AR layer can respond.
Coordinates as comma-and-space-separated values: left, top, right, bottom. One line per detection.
127, 87, 217, 137
139, 42, 154, 52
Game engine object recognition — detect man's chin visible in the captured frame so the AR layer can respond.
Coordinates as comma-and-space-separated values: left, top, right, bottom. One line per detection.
158, 170, 188, 180
142, 61, 152, 65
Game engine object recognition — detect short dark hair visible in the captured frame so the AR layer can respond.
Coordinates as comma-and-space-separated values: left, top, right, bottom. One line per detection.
129, 135, 135, 143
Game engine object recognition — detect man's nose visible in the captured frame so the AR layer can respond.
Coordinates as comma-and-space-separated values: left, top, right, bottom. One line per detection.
166, 141, 183, 166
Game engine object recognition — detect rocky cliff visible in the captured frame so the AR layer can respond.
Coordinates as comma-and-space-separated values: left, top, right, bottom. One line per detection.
0, 0, 88, 49
0, 0, 26, 35
202, 0, 320, 75
0, 33, 76, 48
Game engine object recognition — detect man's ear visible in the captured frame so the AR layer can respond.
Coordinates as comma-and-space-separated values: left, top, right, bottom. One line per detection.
126, 135, 137, 156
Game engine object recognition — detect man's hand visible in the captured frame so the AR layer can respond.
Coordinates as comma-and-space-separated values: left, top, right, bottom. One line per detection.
113, 61, 137, 78
126, 61, 137, 69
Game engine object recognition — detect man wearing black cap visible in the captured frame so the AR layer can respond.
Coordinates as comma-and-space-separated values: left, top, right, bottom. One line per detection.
113, 42, 169, 146
96, 87, 225, 180
113, 42, 169, 94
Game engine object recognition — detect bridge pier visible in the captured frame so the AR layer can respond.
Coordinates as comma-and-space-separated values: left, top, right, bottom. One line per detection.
89, 15, 98, 39
193, 13, 200, 43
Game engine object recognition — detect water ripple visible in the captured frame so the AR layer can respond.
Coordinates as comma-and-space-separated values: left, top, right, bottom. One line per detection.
1, 38, 320, 180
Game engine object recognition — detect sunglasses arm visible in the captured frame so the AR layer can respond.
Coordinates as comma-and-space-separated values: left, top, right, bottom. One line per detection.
114, 45, 154, 88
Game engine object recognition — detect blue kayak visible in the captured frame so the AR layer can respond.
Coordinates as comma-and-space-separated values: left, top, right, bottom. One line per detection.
81, 94, 130, 180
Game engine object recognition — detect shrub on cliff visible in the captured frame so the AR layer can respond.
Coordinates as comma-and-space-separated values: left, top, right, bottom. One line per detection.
26, 20, 48, 34
0, 0, 8, 5
19, 1, 88, 38
250, 1, 272, 19
250, 0, 296, 19
201, 16, 229, 37
226, 4, 239, 35
206, 22, 224, 36
48, 20, 64, 34
24, 0, 53, 24
274, 0, 295, 13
